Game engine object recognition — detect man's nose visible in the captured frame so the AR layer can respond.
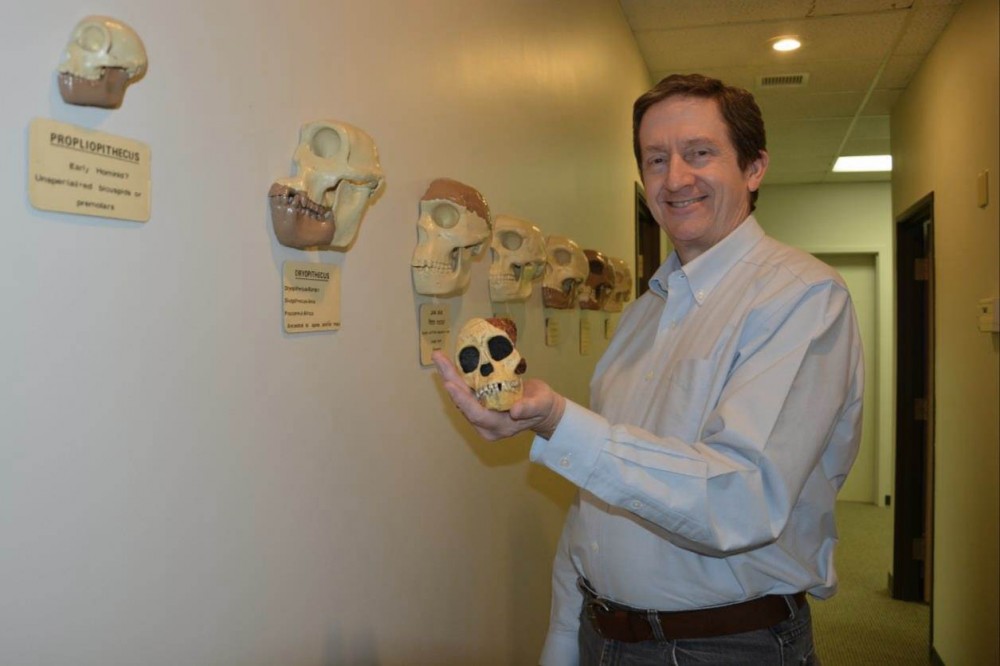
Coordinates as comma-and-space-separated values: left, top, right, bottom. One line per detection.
665, 154, 695, 190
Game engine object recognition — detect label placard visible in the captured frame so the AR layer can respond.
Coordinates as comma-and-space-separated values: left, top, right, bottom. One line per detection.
579, 317, 591, 356
283, 261, 340, 333
28, 117, 151, 222
545, 316, 561, 347
419, 303, 451, 366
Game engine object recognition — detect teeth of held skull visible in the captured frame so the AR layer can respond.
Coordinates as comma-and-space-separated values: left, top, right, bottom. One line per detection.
474, 378, 522, 400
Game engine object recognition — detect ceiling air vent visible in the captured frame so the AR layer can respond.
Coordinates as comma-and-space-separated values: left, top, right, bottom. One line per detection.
757, 73, 810, 89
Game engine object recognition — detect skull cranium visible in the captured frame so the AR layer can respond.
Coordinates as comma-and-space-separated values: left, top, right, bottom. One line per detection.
489, 215, 546, 302
411, 179, 492, 296
604, 257, 633, 312
542, 235, 588, 309
57, 16, 147, 108
455, 317, 526, 411
269, 120, 385, 250
579, 249, 615, 311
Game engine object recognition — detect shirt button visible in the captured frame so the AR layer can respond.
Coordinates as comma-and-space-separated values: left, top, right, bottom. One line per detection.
696, 289, 705, 301
591, 541, 599, 552
631, 500, 642, 510
669, 320, 677, 329
644, 372, 653, 381
559, 456, 571, 468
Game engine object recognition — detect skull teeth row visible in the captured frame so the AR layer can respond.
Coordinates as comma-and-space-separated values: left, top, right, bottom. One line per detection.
268, 184, 332, 220
475, 379, 522, 401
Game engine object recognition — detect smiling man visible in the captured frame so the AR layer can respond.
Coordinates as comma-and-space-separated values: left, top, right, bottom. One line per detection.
434, 74, 864, 666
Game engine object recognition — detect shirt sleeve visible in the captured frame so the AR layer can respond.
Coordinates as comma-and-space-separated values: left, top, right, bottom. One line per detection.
538, 507, 583, 666
530, 281, 863, 556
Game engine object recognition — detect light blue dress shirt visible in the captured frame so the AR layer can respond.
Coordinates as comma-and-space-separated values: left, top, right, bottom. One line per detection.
531, 217, 864, 665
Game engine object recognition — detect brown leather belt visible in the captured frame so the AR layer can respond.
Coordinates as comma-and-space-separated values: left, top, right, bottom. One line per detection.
580, 579, 807, 642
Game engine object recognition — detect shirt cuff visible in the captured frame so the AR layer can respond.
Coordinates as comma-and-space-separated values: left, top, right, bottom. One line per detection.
530, 399, 608, 488
539, 628, 580, 666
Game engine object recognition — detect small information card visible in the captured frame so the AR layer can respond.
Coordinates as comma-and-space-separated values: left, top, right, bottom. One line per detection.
579, 317, 592, 356
419, 303, 451, 366
28, 117, 151, 222
545, 316, 561, 347
283, 261, 341, 333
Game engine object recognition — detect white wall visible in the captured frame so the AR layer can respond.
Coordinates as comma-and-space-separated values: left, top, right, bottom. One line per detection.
0, 2, 651, 664
755, 182, 894, 507
890, 0, 1000, 661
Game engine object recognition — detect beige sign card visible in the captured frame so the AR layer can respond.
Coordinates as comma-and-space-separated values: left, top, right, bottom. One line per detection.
283, 261, 341, 333
419, 303, 451, 366
28, 118, 151, 222
579, 316, 592, 356
545, 315, 561, 347
605, 315, 617, 339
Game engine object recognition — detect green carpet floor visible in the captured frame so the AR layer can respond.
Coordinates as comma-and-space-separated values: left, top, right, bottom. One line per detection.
812, 501, 931, 665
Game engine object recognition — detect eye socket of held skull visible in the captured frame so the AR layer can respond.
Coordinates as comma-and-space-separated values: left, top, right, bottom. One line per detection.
488, 335, 513, 361
458, 346, 480, 374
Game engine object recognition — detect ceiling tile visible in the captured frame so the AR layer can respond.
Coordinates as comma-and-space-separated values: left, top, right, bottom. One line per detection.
636, 12, 907, 72
619, 0, 809, 31
894, 5, 961, 55
839, 137, 893, 155
880, 54, 925, 89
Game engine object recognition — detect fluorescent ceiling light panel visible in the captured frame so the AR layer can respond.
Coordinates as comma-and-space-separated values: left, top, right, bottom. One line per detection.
772, 37, 801, 52
833, 155, 893, 172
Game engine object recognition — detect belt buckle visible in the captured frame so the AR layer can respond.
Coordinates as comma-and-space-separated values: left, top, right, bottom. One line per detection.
584, 596, 611, 638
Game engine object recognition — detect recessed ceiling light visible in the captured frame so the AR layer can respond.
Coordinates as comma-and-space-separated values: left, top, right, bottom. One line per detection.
772, 37, 802, 52
833, 155, 893, 172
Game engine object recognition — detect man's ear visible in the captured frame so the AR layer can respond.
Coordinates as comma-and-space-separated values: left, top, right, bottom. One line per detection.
746, 150, 769, 192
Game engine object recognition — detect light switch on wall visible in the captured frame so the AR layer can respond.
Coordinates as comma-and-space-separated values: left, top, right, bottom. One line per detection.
978, 297, 999, 333
977, 170, 990, 208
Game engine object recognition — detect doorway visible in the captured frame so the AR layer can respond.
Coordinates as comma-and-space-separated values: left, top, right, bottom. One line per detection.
815, 252, 879, 504
634, 182, 659, 296
892, 193, 935, 607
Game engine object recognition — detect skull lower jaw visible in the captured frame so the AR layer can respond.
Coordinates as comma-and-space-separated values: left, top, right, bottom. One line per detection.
542, 283, 577, 309
268, 183, 335, 249
475, 378, 523, 411
57, 69, 130, 108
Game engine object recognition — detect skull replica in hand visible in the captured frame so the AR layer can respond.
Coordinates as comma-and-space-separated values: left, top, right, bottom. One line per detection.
604, 257, 633, 313
542, 235, 588, 309
57, 16, 147, 108
455, 317, 527, 412
489, 215, 546, 303
579, 249, 615, 311
411, 179, 492, 296
269, 120, 385, 250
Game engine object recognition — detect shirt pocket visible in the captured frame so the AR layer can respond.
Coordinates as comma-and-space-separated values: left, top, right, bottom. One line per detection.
659, 357, 717, 442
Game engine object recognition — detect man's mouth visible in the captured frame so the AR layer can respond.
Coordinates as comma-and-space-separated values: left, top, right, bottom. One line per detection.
667, 195, 708, 209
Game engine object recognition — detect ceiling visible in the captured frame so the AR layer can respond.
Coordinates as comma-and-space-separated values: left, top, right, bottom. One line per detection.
618, 0, 963, 184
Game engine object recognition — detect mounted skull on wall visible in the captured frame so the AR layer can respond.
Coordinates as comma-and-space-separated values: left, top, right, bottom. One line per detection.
455, 317, 527, 412
542, 235, 588, 309
604, 257, 633, 313
489, 215, 546, 303
411, 178, 492, 296
57, 16, 147, 108
579, 249, 615, 311
268, 120, 385, 250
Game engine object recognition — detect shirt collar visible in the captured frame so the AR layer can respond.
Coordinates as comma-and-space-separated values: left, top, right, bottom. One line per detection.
648, 215, 765, 303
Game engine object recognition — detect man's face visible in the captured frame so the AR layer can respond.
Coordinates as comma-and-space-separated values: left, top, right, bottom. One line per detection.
638, 96, 767, 263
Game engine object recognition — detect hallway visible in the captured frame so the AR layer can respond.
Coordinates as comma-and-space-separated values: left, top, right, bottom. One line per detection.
812, 502, 931, 665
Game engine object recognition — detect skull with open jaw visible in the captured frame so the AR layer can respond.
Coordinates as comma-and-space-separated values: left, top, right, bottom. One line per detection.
455, 317, 527, 412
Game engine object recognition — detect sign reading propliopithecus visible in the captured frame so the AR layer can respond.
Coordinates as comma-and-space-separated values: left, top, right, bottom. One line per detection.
282, 261, 341, 333
28, 118, 151, 222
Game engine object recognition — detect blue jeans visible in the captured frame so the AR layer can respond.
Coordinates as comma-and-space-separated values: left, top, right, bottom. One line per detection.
579, 598, 820, 665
